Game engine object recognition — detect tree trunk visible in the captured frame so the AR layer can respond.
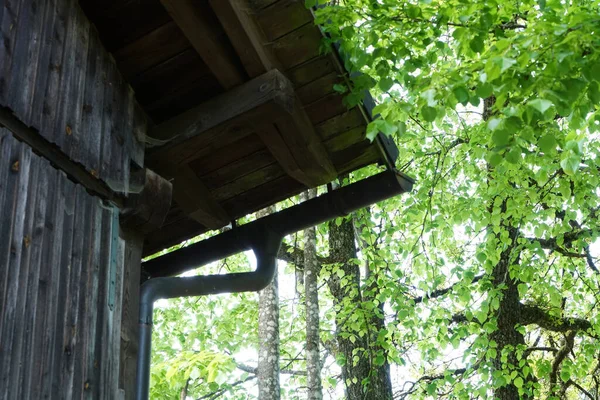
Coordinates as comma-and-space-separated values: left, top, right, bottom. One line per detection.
489, 227, 529, 400
302, 189, 323, 400
327, 212, 392, 400
257, 207, 280, 400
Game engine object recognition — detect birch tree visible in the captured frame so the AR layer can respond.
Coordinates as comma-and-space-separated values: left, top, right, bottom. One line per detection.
302, 188, 323, 400
257, 206, 281, 400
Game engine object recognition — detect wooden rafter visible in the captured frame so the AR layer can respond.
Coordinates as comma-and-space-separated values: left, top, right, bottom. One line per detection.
210, 0, 338, 185
160, 0, 246, 89
209, 0, 281, 78
148, 69, 336, 187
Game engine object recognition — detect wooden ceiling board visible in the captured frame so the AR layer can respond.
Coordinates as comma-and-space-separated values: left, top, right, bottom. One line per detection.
272, 22, 323, 70
296, 71, 341, 105
144, 74, 224, 124
80, 0, 170, 52
129, 49, 211, 106
113, 21, 191, 79
188, 133, 265, 177
286, 56, 336, 87
201, 148, 276, 190
255, 0, 313, 41
316, 109, 366, 141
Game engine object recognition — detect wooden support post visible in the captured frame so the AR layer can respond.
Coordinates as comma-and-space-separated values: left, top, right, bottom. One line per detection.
160, 0, 246, 89
119, 169, 172, 400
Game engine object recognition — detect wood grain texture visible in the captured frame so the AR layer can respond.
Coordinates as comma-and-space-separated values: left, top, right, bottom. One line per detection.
210, 0, 281, 78
0, 0, 146, 195
0, 132, 126, 399
161, 0, 246, 89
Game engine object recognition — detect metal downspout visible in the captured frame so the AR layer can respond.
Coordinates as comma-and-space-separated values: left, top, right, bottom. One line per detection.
135, 170, 414, 400
135, 227, 282, 400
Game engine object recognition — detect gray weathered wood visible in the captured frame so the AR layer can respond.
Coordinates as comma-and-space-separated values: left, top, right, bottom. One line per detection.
119, 229, 145, 400
161, 0, 246, 89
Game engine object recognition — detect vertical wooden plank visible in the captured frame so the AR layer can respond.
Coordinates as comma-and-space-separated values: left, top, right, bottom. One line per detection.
0, 141, 32, 398
0, 0, 24, 103
39, 0, 69, 143
119, 230, 144, 400
29, 0, 58, 129
9, 0, 51, 125
100, 56, 115, 181
83, 200, 103, 399
121, 87, 135, 195
49, 176, 76, 400
18, 154, 50, 400
0, 130, 16, 338
96, 207, 121, 400
31, 166, 65, 400
110, 230, 126, 399
58, 184, 88, 400
52, 0, 77, 150
82, 27, 105, 176
107, 65, 128, 193
65, 5, 90, 166
7, 148, 41, 400
72, 192, 97, 399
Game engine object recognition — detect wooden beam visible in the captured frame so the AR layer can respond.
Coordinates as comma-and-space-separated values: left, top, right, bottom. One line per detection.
119, 168, 173, 234
147, 69, 336, 187
209, 0, 281, 78
147, 68, 291, 158
160, 0, 246, 89
171, 166, 231, 229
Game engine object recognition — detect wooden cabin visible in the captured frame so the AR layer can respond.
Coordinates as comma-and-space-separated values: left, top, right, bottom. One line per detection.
0, 0, 400, 398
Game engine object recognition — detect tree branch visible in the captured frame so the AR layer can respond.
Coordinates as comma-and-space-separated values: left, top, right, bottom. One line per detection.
520, 304, 593, 334
412, 274, 484, 304
550, 331, 576, 389
278, 242, 332, 267
236, 363, 307, 376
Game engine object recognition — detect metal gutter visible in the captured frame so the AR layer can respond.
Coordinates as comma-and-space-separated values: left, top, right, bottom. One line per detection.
135, 169, 414, 400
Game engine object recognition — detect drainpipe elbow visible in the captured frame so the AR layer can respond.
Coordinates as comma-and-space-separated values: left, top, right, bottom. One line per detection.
139, 277, 170, 324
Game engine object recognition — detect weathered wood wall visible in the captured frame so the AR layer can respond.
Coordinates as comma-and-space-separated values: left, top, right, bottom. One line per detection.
0, 0, 152, 398
0, 0, 146, 195
0, 130, 126, 399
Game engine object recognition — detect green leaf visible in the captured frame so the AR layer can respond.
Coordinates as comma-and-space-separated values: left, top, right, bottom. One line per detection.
477, 83, 493, 99
514, 376, 524, 388
379, 77, 394, 92
528, 99, 553, 114
506, 148, 521, 164
560, 154, 580, 175
366, 121, 379, 141
421, 106, 437, 122
421, 89, 437, 107
487, 118, 502, 131
374, 354, 386, 366
492, 129, 510, 146
333, 83, 347, 93
470, 36, 485, 53
453, 86, 470, 105
498, 57, 517, 73
538, 134, 556, 153
397, 121, 407, 136
488, 152, 503, 167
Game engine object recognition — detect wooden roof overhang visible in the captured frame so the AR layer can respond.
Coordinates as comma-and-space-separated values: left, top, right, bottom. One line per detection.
79, 0, 398, 256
